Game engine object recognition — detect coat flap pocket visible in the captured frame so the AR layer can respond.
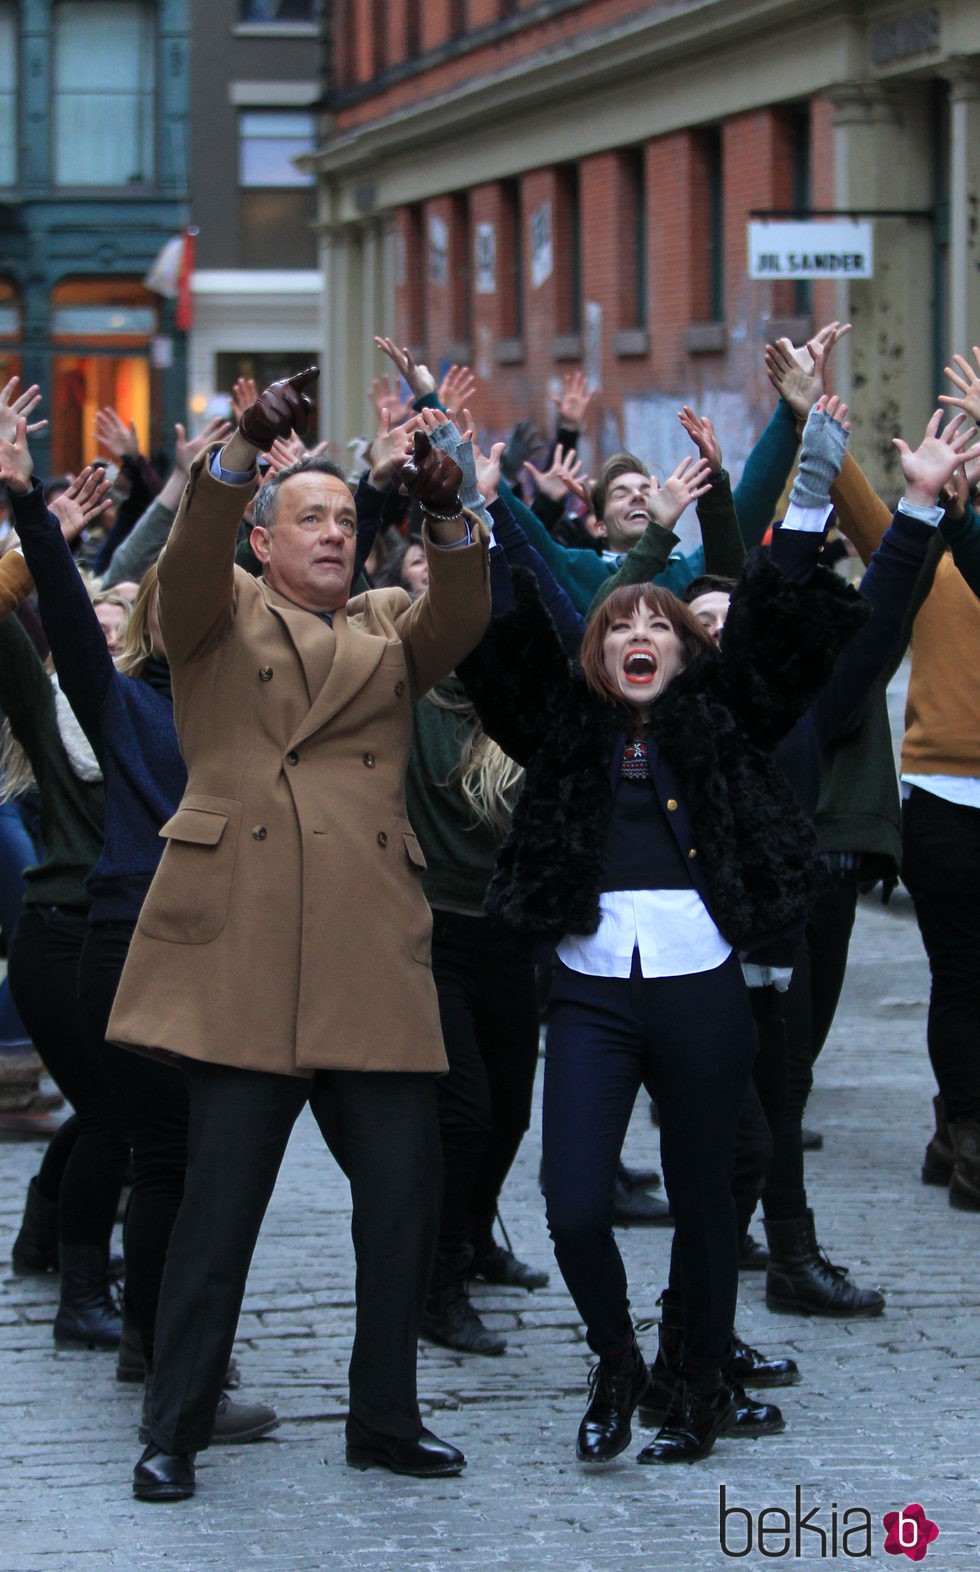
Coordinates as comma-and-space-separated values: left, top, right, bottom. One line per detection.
159, 807, 229, 847
403, 831, 427, 870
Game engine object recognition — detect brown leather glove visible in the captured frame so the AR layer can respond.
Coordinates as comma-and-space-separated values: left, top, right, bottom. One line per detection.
238, 366, 319, 452
399, 431, 463, 517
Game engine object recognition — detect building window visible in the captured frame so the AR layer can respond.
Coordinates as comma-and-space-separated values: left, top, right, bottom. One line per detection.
50, 279, 156, 475
449, 0, 466, 38
450, 191, 471, 346
500, 179, 523, 339
619, 148, 647, 329
554, 164, 581, 335
405, 0, 421, 56
239, 112, 315, 187
371, 0, 386, 75
691, 126, 723, 322
0, 5, 15, 188
239, 0, 316, 19
53, 3, 155, 187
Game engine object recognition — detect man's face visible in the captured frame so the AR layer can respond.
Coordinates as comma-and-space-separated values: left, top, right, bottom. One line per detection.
250, 472, 357, 613
597, 470, 657, 553
687, 589, 731, 646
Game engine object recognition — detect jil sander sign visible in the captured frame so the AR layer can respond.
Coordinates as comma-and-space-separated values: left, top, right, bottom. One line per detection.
748, 221, 874, 281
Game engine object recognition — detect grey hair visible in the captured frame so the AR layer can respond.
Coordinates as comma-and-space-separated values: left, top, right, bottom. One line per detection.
251, 456, 349, 534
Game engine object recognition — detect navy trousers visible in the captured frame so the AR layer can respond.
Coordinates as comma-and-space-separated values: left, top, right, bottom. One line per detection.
542, 951, 757, 1369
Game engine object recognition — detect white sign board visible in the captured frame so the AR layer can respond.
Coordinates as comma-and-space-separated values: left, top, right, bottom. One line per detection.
747, 220, 874, 280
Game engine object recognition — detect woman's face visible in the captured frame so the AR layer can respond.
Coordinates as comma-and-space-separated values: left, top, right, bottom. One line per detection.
94, 601, 126, 656
602, 600, 685, 710
401, 543, 429, 599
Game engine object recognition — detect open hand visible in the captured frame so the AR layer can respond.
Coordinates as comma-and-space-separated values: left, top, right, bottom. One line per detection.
939, 348, 980, 425
48, 465, 113, 541
0, 377, 48, 446
894, 409, 980, 508
175, 415, 233, 475
551, 370, 594, 430
677, 407, 722, 471
764, 320, 851, 419
0, 417, 33, 495
369, 409, 420, 488
438, 363, 478, 424
94, 405, 140, 462
374, 336, 437, 400
649, 456, 713, 531
525, 443, 587, 504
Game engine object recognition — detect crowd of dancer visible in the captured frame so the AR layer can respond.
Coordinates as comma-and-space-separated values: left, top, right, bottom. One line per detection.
1, 311, 979, 1501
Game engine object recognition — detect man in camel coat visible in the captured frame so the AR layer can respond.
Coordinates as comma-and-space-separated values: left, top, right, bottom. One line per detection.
112, 371, 490, 1500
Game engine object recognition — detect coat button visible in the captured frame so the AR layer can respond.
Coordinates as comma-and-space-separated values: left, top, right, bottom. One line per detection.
377, 831, 388, 848
688, 847, 697, 859
666, 798, 678, 811
252, 826, 267, 841
286, 750, 299, 766
394, 681, 406, 697
259, 666, 273, 681
363, 752, 376, 768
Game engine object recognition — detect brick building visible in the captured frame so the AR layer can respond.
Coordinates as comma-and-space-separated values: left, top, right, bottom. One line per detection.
312, 0, 980, 497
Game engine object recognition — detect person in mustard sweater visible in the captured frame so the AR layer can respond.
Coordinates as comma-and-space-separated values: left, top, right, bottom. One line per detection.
830, 386, 980, 1213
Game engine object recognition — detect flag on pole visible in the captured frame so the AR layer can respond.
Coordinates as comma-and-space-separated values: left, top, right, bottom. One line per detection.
145, 227, 198, 332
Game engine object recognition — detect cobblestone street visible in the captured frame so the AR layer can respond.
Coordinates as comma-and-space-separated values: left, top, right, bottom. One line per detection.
4, 880, 977, 1570
2, 679, 977, 1572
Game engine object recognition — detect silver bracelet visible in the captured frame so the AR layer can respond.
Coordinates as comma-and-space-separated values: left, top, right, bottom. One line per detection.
421, 502, 464, 524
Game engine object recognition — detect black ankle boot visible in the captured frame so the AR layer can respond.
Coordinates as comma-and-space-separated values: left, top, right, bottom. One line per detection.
637, 1303, 787, 1436
764, 1211, 884, 1318
922, 1094, 955, 1186
421, 1251, 507, 1356
576, 1338, 650, 1461
12, 1177, 59, 1275
53, 1244, 122, 1348
725, 1333, 800, 1388
637, 1373, 735, 1464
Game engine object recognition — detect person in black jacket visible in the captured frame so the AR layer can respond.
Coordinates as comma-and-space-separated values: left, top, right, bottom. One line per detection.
459, 399, 869, 1466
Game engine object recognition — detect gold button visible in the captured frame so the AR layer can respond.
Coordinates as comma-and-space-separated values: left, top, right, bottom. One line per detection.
377, 831, 388, 848
286, 750, 299, 766
394, 681, 406, 697
688, 848, 697, 859
252, 826, 267, 842
666, 799, 678, 811
363, 752, 376, 768
259, 666, 273, 681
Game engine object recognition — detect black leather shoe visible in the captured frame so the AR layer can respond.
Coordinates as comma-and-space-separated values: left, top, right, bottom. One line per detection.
636, 1379, 735, 1464
612, 1177, 672, 1226
345, 1420, 465, 1477
470, 1242, 549, 1291
638, 1363, 784, 1437
576, 1341, 650, 1462
922, 1094, 955, 1185
764, 1212, 885, 1318
739, 1233, 769, 1271
725, 1334, 800, 1389
133, 1443, 195, 1501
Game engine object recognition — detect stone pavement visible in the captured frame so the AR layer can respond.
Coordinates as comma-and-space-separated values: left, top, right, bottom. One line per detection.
2, 683, 978, 1569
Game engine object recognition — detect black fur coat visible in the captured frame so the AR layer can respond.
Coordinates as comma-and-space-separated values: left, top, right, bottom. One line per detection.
457, 550, 868, 952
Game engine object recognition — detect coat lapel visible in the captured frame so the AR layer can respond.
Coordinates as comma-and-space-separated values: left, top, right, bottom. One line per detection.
285, 605, 388, 750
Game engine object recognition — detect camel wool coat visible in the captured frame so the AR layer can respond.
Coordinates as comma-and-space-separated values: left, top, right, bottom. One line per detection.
107, 452, 491, 1076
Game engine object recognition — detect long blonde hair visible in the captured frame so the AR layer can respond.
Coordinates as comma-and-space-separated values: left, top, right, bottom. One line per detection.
426, 683, 523, 840
0, 718, 35, 801
114, 562, 159, 677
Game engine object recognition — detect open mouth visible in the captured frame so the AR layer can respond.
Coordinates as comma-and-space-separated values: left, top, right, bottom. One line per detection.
623, 650, 657, 683
626, 508, 650, 525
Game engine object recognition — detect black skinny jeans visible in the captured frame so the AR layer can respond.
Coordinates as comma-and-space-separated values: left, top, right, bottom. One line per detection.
902, 785, 980, 1122
430, 909, 540, 1261
78, 921, 188, 1366
7, 905, 129, 1253
543, 952, 758, 1370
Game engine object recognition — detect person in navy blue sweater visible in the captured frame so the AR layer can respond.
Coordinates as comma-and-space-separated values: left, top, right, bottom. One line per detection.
1, 411, 278, 1445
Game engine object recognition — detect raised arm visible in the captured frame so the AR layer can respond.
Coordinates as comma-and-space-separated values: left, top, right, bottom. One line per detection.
101, 416, 232, 589
0, 421, 118, 752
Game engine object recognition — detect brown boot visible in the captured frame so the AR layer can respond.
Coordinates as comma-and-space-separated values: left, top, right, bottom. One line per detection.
948, 1120, 980, 1211
922, 1095, 955, 1186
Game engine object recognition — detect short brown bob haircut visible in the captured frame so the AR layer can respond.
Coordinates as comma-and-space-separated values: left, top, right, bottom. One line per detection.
580, 582, 715, 723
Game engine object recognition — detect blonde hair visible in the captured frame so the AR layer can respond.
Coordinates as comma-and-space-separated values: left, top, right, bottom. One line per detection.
426, 684, 523, 840
0, 719, 35, 802
114, 562, 160, 677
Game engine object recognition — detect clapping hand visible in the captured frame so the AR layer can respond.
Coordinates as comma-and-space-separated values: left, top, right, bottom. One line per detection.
764, 321, 851, 420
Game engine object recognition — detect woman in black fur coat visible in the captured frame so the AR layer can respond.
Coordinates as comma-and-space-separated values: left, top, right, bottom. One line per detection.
458, 399, 868, 1466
